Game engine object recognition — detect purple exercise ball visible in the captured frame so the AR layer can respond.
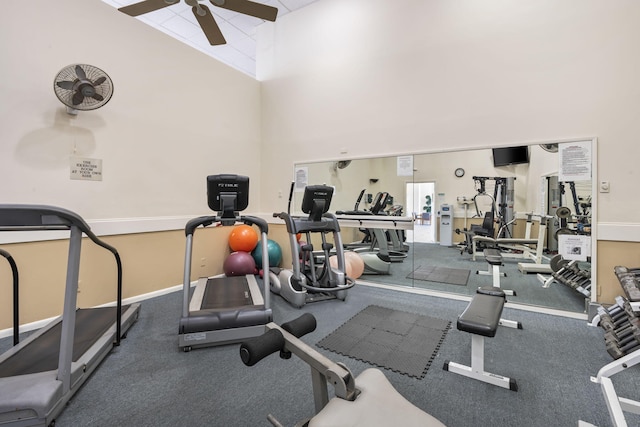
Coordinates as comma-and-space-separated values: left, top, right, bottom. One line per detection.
223, 251, 256, 277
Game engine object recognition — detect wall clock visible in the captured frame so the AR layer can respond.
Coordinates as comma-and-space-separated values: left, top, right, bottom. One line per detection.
455, 167, 465, 178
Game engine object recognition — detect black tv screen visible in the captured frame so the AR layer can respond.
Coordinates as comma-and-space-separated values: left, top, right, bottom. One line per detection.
492, 146, 529, 167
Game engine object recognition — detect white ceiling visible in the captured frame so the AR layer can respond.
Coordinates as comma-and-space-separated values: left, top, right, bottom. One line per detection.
102, 0, 320, 78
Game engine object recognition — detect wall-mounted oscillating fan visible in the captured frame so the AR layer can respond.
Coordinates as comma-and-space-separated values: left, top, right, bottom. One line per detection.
54, 64, 114, 115
539, 143, 559, 153
331, 160, 351, 173
118, 0, 278, 46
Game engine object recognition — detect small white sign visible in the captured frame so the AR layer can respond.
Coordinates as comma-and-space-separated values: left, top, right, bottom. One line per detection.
70, 157, 103, 181
558, 234, 590, 262
294, 166, 308, 192
397, 155, 413, 176
559, 141, 591, 182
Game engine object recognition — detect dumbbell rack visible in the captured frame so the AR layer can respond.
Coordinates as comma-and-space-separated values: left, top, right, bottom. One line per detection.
546, 258, 592, 298
588, 266, 640, 427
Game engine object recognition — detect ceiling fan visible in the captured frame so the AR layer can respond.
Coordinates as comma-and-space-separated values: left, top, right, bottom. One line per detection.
118, 0, 278, 46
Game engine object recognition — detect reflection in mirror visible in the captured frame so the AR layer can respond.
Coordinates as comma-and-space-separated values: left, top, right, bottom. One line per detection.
292, 139, 594, 315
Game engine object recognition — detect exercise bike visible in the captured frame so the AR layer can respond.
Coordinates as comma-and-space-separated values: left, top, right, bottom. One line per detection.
271, 183, 355, 308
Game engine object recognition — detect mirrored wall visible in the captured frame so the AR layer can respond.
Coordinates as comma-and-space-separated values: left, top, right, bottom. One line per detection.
293, 139, 595, 315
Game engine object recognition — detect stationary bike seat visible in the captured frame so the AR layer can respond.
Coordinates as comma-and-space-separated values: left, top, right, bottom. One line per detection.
309, 368, 446, 427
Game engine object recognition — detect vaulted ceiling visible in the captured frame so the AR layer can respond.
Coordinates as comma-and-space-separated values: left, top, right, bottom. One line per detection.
102, 0, 320, 78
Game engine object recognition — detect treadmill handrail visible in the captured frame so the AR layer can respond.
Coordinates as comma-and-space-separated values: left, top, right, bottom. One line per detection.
185, 215, 269, 236
0, 248, 19, 346
0, 204, 124, 346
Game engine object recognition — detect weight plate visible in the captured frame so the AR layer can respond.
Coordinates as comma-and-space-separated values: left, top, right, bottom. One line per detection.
554, 227, 575, 241
550, 254, 569, 272
556, 206, 572, 219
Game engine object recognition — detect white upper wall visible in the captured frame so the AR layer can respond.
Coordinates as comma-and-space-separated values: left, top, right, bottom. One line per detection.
0, 0, 262, 221
257, 0, 640, 224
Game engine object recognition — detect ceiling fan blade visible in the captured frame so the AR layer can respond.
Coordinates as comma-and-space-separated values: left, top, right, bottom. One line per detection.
56, 81, 75, 90
93, 76, 107, 86
75, 65, 86, 80
72, 91, 84, 106
118, 0, 176, 17
193, 4, 226, 45
210, 0, 277, 22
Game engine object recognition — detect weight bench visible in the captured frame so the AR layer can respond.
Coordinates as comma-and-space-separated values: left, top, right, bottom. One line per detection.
241, 314, 447, 427
443, 287, 521, 391
476, 248, 515, 296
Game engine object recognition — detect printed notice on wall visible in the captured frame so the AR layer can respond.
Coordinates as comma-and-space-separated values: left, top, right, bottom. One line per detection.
558, 141, 591, 182
294, 166, 308, 192
558, 234, 590, 262
70, 157, 103, 181
397, 155, 413, 176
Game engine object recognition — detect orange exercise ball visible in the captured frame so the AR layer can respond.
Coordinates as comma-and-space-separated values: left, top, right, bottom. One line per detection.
228, 225, 259, 252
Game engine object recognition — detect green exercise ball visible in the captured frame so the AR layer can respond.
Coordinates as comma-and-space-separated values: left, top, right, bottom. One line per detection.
252, 239, 283, 268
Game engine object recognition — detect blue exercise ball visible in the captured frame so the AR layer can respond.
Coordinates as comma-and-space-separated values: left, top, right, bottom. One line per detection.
252, 239, 282, 268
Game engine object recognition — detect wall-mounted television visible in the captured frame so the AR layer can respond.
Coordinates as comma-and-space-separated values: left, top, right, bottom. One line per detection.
492, 146, 530, 167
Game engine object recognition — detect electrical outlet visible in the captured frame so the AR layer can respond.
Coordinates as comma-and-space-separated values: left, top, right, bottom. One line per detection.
200, 258, 206, 267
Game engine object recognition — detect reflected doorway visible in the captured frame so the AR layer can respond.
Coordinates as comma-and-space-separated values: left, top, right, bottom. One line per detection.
406, 182, 435, 244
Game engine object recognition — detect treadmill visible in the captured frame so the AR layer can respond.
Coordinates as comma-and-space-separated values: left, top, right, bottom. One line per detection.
178, 174, 272, 352
0, 205, 140, 427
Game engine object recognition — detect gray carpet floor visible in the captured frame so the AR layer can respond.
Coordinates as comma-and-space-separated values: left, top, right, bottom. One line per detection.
364, 242, 588, 313
1, 283, 637, 427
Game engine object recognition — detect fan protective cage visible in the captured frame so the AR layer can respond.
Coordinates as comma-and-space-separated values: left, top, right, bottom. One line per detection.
53, 64, 114, 111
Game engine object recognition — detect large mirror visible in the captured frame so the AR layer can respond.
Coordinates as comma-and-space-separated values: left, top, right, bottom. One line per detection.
293, 139, 595, 315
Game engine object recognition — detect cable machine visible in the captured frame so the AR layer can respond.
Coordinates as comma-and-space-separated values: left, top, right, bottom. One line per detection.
472, 176, 515, 238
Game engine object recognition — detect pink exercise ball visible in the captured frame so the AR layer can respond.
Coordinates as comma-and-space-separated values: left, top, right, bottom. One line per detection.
344, 251, 365, 279
329, 255, 354, 279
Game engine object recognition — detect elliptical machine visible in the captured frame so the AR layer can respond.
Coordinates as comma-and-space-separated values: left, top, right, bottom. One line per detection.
271, 183, 356, 308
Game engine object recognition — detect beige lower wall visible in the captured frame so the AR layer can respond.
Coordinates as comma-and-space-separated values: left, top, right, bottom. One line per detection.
596, 241, 640, 304
1, 225, 638, 330
0, 225, 292, 330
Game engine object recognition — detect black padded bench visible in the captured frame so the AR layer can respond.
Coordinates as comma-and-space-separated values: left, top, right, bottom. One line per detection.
476, 248, 515, 296
443, 287, 520, 391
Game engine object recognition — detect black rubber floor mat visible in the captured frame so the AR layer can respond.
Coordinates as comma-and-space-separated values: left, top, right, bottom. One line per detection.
407, 265, 470, 286
317, 305, 450, 378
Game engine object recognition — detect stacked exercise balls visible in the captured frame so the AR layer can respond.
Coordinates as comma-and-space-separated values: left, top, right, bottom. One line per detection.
252, 239, 283, 268
228, 224, 259, 252
224, 225, 259, 276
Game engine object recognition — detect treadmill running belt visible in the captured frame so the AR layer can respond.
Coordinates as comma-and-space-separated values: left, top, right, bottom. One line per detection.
0, 306, 125, 378
201, 276, 253, 310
